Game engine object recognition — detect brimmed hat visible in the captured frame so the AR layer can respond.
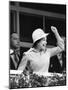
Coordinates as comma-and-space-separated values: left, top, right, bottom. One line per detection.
32, 28, 49, 44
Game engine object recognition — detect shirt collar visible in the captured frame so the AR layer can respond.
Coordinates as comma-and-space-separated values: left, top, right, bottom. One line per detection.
10, 49, 14, 54
32, 48, 47, 53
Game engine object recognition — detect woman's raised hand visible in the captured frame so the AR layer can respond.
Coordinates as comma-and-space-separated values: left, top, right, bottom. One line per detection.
51, 26, 58, 34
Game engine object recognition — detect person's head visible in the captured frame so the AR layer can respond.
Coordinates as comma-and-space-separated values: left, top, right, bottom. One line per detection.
57, 52, 62, 60
10, 33, 20, 49
32, 28, 49, 51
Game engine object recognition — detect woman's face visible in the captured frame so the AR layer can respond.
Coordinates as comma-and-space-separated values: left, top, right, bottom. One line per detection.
37, 37, 47, 51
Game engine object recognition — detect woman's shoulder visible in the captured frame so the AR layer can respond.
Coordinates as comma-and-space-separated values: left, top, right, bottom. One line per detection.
46, 48, 51, 52
22, 48, 36, 60
23, 48, 34, 56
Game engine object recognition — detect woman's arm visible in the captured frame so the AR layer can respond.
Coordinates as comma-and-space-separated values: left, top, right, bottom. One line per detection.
18, 54, 28, 71
49, 26, 64, 57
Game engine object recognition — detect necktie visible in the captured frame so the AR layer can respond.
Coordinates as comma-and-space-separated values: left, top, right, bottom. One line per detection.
14, 51, 19, 69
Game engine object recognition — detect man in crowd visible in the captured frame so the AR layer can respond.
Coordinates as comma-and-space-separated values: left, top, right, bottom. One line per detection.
10, 33, 21, 70
49, 52, 65, 73
49, 37, 66, 73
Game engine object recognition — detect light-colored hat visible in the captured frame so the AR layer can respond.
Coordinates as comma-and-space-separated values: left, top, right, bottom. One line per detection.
32, 28, 49, 43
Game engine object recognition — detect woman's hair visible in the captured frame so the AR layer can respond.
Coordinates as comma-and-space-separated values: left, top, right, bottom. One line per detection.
32, 38, 42, 48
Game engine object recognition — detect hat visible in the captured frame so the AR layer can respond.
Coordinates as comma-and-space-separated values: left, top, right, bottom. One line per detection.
32, 28, 49, 44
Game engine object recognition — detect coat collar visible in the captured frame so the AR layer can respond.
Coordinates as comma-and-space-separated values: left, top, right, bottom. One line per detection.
10, 49, 14, 55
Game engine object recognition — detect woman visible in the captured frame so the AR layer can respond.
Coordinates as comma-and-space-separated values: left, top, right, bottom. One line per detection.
18, 26, 64, 76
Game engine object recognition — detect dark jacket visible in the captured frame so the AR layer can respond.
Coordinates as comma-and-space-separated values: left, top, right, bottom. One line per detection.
49, 52, 66, 73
